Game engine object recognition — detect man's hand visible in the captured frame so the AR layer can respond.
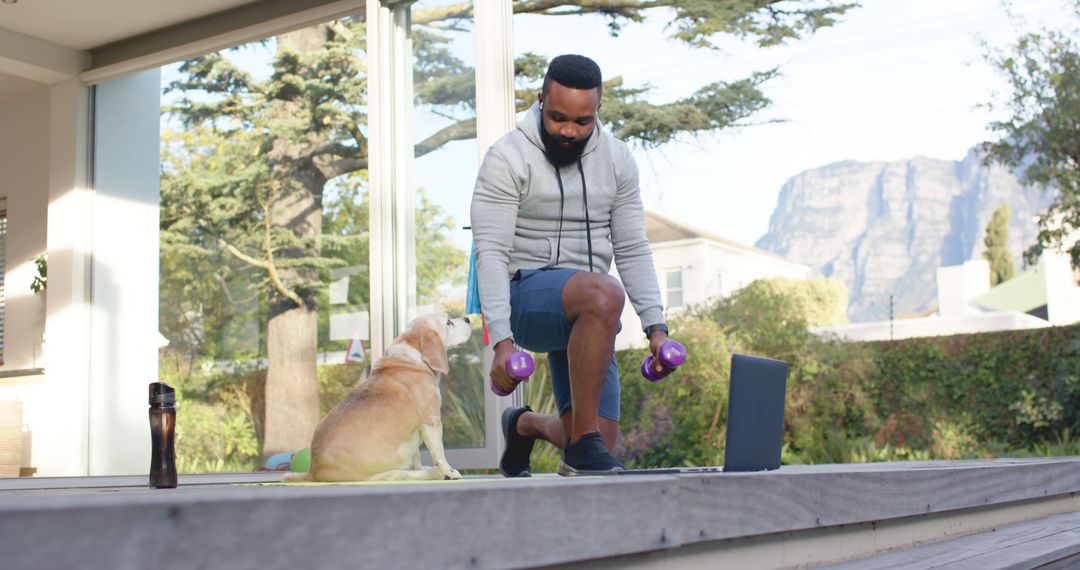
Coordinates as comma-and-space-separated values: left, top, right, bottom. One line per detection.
648, 331, 673, 377
491, 338, 522, 393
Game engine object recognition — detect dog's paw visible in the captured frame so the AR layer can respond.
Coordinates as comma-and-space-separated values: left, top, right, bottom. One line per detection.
441, 467, 462, 480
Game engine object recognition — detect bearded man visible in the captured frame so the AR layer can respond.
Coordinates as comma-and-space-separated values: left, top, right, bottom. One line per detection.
470, 54, 673, 476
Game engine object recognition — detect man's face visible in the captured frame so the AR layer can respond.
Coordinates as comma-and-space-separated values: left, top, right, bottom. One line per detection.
538, 80, 600, 166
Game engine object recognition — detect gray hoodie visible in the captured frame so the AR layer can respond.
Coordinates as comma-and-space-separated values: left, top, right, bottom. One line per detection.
470, 102, 664, 345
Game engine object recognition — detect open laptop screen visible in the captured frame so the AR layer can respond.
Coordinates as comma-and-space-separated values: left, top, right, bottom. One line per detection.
723, 354, 788, 472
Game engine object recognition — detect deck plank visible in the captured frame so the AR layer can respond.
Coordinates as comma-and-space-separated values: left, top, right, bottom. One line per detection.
823, 511, 1080, 569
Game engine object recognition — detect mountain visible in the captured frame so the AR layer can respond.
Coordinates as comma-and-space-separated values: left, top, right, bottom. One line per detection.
754, 148, 1054, 322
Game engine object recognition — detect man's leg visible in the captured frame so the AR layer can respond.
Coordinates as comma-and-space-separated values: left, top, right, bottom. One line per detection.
516, 346, 619, 451
502, 269, 624, 475
562, 272, 624, 445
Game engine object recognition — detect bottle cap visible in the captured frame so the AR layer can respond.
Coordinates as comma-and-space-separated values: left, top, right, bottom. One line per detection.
149, 382, 176, 406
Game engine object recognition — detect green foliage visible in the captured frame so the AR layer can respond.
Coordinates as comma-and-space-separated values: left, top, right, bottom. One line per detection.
161, 357, 261, 473
30, 253, 46, 293
618, 318, 734, 467
441, 322, 488, 448
600, 70, 779, 148
616, 275, 1080, 470
874, 327, 1080, 447
521, 357, 563, 473
983, 204, 1016, 285
1011, 428, 1080, 458
316, 362, 366, 417
464, 1, 856, 49
176, 397, 261, 474
666, 0, 858, 49
167, 269, 1080, 473
982, 3, 1080, 268
612, 276, 851, 468
694, 276, 849, 357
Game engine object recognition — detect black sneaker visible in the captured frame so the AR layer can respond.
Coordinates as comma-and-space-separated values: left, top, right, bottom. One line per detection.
557, 432, 625, 476
500, 406, 535, 477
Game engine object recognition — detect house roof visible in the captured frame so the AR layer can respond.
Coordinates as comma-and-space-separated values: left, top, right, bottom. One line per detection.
970, 266, 1047, 313
644, 210, 805, 267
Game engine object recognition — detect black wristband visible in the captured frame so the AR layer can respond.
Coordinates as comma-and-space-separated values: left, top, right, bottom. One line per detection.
644, 323, 669, 338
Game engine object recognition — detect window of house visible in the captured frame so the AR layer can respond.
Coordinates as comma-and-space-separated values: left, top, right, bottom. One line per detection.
665, 268, 684, 309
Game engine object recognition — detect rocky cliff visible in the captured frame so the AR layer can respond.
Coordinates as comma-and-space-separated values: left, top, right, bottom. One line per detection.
755, 148, 1054, 321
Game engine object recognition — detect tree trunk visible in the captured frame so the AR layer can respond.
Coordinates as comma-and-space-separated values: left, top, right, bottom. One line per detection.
263, 296, 320, 456
260, 175, 325, 456
260, 25, 330, 458
259, 168, 326, 457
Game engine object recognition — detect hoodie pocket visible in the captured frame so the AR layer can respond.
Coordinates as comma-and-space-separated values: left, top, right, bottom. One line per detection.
512, 234, 558, 269
545, 237, 559, 268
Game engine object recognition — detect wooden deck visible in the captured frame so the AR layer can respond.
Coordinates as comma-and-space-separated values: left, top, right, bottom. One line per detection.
1, 458, 1079, 569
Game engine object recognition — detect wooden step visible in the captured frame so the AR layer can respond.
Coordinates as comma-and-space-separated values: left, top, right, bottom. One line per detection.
823, 510, 1080, 569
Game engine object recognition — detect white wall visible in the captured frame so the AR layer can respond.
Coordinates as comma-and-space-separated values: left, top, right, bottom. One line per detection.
0, 92, 50, 371
812, 310, 1050, 342
0, 89, 52, 476
1043, 252, 1080, 325
88, 70, 161, 475
0, 80, 96, 478
937, 259, 990, 317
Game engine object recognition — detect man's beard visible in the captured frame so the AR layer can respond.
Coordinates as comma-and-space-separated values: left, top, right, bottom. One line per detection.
539, 118, 591, 167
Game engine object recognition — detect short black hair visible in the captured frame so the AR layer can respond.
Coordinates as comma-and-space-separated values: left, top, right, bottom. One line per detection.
543, 54, 603, 98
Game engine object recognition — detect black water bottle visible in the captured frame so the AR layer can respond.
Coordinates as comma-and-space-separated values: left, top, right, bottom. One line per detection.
149, 381, 177, 488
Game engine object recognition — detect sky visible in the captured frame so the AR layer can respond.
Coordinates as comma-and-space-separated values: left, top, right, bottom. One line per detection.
412, 0, 1080, 250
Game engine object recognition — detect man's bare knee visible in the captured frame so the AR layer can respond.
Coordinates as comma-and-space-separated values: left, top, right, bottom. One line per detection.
565, 273, 625, 322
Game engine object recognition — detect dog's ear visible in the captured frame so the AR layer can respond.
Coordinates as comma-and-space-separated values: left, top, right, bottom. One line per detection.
417, 325, 449, 374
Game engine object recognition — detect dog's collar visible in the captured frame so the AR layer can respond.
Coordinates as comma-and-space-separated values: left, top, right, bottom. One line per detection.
384, 344, 426, 366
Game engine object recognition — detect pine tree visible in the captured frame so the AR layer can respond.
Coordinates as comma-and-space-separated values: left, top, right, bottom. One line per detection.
983, 204, 1016, 286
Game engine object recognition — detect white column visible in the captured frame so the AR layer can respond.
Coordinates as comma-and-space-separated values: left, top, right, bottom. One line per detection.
41, 79, 93, 476
88, 70, 161, 475
366, 0, 415, 358
473, 0, 520, 457
369, 0, 518, 469
474, 0, 516, 153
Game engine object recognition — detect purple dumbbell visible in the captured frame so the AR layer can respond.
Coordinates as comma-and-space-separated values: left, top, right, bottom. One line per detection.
491, 351, 535, 396
641, 340, 687, 382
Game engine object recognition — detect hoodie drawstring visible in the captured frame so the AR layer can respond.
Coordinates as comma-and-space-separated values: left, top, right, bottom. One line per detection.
553, 160, 594, 273
578, 159, 594, 272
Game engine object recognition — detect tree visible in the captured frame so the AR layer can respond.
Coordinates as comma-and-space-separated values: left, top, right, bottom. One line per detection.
983, 204, 1016, 286
161, 0, 856, 457
983, 2, 1080, 268
694, 276, 848, 358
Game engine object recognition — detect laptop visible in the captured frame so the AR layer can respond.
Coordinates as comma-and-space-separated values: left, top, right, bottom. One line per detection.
617, 353, 788, 475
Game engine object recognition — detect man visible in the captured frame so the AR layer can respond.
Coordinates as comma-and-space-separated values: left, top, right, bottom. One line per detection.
471, 54, 672, 477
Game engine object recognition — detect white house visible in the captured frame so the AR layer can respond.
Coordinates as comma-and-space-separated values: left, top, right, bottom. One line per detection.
614, 211, 812, 350
812, 254, 1080, 342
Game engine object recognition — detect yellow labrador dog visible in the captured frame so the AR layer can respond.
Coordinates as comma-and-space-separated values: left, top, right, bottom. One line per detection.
283, 313, 472, 482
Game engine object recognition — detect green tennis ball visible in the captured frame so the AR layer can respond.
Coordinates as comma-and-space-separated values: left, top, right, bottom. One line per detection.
290, 447, 311, 473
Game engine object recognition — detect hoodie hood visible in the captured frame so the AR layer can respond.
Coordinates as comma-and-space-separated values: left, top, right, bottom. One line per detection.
517, 101, 604, 160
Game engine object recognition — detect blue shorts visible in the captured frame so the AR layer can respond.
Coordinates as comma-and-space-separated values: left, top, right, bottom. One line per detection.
509, 268, 620, 422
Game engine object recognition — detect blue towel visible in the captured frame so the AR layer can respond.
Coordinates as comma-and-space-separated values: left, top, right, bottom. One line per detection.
466, 242, 482, 315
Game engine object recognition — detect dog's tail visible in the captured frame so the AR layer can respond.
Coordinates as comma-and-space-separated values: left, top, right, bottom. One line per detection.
281, 471, 313, 483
